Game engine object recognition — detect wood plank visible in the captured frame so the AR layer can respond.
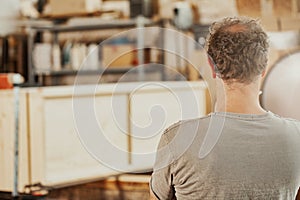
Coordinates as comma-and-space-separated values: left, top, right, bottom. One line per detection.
273, 0, 293, 16
47, 174, 151, 200
260, 17, 279, 32
236, 0, 261, 17
296, 0, 300, 13
280, 16, 300, 30
28, 91, 46, 187
0, 90, 29, 192
33, 93, 128, 186
130, 85, 206, 169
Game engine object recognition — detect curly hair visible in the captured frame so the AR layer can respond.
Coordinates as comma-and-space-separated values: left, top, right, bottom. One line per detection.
206, 17, 269, 84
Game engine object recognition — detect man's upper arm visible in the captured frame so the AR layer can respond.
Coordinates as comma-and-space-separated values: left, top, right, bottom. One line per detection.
150, 132, 176, 200
150, 168, 175, 200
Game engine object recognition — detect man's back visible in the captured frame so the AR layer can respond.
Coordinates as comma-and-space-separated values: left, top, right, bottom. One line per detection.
151, 112, 300, 199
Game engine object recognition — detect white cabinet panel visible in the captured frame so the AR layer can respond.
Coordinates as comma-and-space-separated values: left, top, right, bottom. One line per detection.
0, 91, 29, 192
130, 84, 206, 169
30, 92, 129, 186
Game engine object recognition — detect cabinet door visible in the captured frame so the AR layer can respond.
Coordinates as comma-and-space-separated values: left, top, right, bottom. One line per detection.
0, 90, 29, 192
130, 86, 206, 170
29, 90, 128, 186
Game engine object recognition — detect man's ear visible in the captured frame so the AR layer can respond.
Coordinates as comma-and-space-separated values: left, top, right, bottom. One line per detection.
261, 70, 266, 77
208, 57, 217, 78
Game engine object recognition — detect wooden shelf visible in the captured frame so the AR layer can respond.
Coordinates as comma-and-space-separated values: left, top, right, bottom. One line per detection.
24, 17, 166, 85
35, 65, 163, 77
28, 19, 159, 33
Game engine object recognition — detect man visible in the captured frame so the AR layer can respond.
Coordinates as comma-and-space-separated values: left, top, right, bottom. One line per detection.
150, 17, 300, 199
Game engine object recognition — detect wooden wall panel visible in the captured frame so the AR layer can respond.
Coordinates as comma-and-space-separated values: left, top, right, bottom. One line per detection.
236, 0, 261, 17
280, 16, 300, 30
273, 0, 293, 16
297, 0, 300, 13
236, 0, 298, 18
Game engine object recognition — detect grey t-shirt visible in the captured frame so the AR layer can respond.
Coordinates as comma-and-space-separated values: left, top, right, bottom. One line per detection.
151, 112, 300, 200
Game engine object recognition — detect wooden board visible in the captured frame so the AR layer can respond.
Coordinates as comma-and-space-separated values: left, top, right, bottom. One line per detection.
47, 174, 151, 200
280, 16, 300, 30
260, 17, 279, 31
28, 88, 129, 187
273, 0, 293, 16
0, 90, 29, 192
236, 0, 297, 18
130, 83, 206, 169
297, 0, 300, 13
236, 0, 262, 17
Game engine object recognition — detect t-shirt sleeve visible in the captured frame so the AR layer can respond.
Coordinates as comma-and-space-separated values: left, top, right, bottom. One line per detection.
150, 133, 176, 200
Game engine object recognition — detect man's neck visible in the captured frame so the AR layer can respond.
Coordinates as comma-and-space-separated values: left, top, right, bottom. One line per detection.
214, 78, 266, 115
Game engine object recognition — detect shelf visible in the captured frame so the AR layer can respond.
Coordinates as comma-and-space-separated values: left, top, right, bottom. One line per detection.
24, 17, 165, 85
28, 19, 161, 33
35, 65, 163, 77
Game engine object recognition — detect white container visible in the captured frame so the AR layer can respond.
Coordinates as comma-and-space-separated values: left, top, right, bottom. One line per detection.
33, 43, 52, 72
85, 44, 99, 70
173, 2, 193, 30
52, 44, 62, 71
71, 44, 80, 70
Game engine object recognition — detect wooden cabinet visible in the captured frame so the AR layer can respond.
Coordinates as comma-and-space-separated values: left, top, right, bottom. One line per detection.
0, 81, 207, 192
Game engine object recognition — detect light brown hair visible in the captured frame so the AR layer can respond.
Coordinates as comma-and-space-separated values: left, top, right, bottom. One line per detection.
207, 17, 269, 84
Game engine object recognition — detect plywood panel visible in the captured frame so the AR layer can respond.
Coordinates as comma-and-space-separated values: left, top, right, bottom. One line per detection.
273, 0, 293, 16
260, 17, 279, 31
280, 17, 300, 30
30, 91, 129, 186
197, 0, 238, 24
296, 0, 300, 13
237, 0, 297, 18
236, 0, 261, 17
28, 91, 46, 186
130, 84, 206, 169
0, 90, 29, 192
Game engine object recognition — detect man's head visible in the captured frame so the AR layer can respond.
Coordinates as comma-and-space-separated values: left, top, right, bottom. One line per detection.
206, 17, 269, 84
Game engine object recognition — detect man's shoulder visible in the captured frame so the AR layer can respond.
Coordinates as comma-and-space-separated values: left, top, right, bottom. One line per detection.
264, 112, 300, 138
271, 112, 300, 126
162, 115, 211, 141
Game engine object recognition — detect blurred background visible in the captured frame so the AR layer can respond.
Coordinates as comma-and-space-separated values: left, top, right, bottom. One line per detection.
0, 0, 300, 199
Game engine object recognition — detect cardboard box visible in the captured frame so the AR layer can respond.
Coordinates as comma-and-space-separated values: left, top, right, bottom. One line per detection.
102, 44, 136, 68
101, 1, 130, 18
49, 0, 101, 16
